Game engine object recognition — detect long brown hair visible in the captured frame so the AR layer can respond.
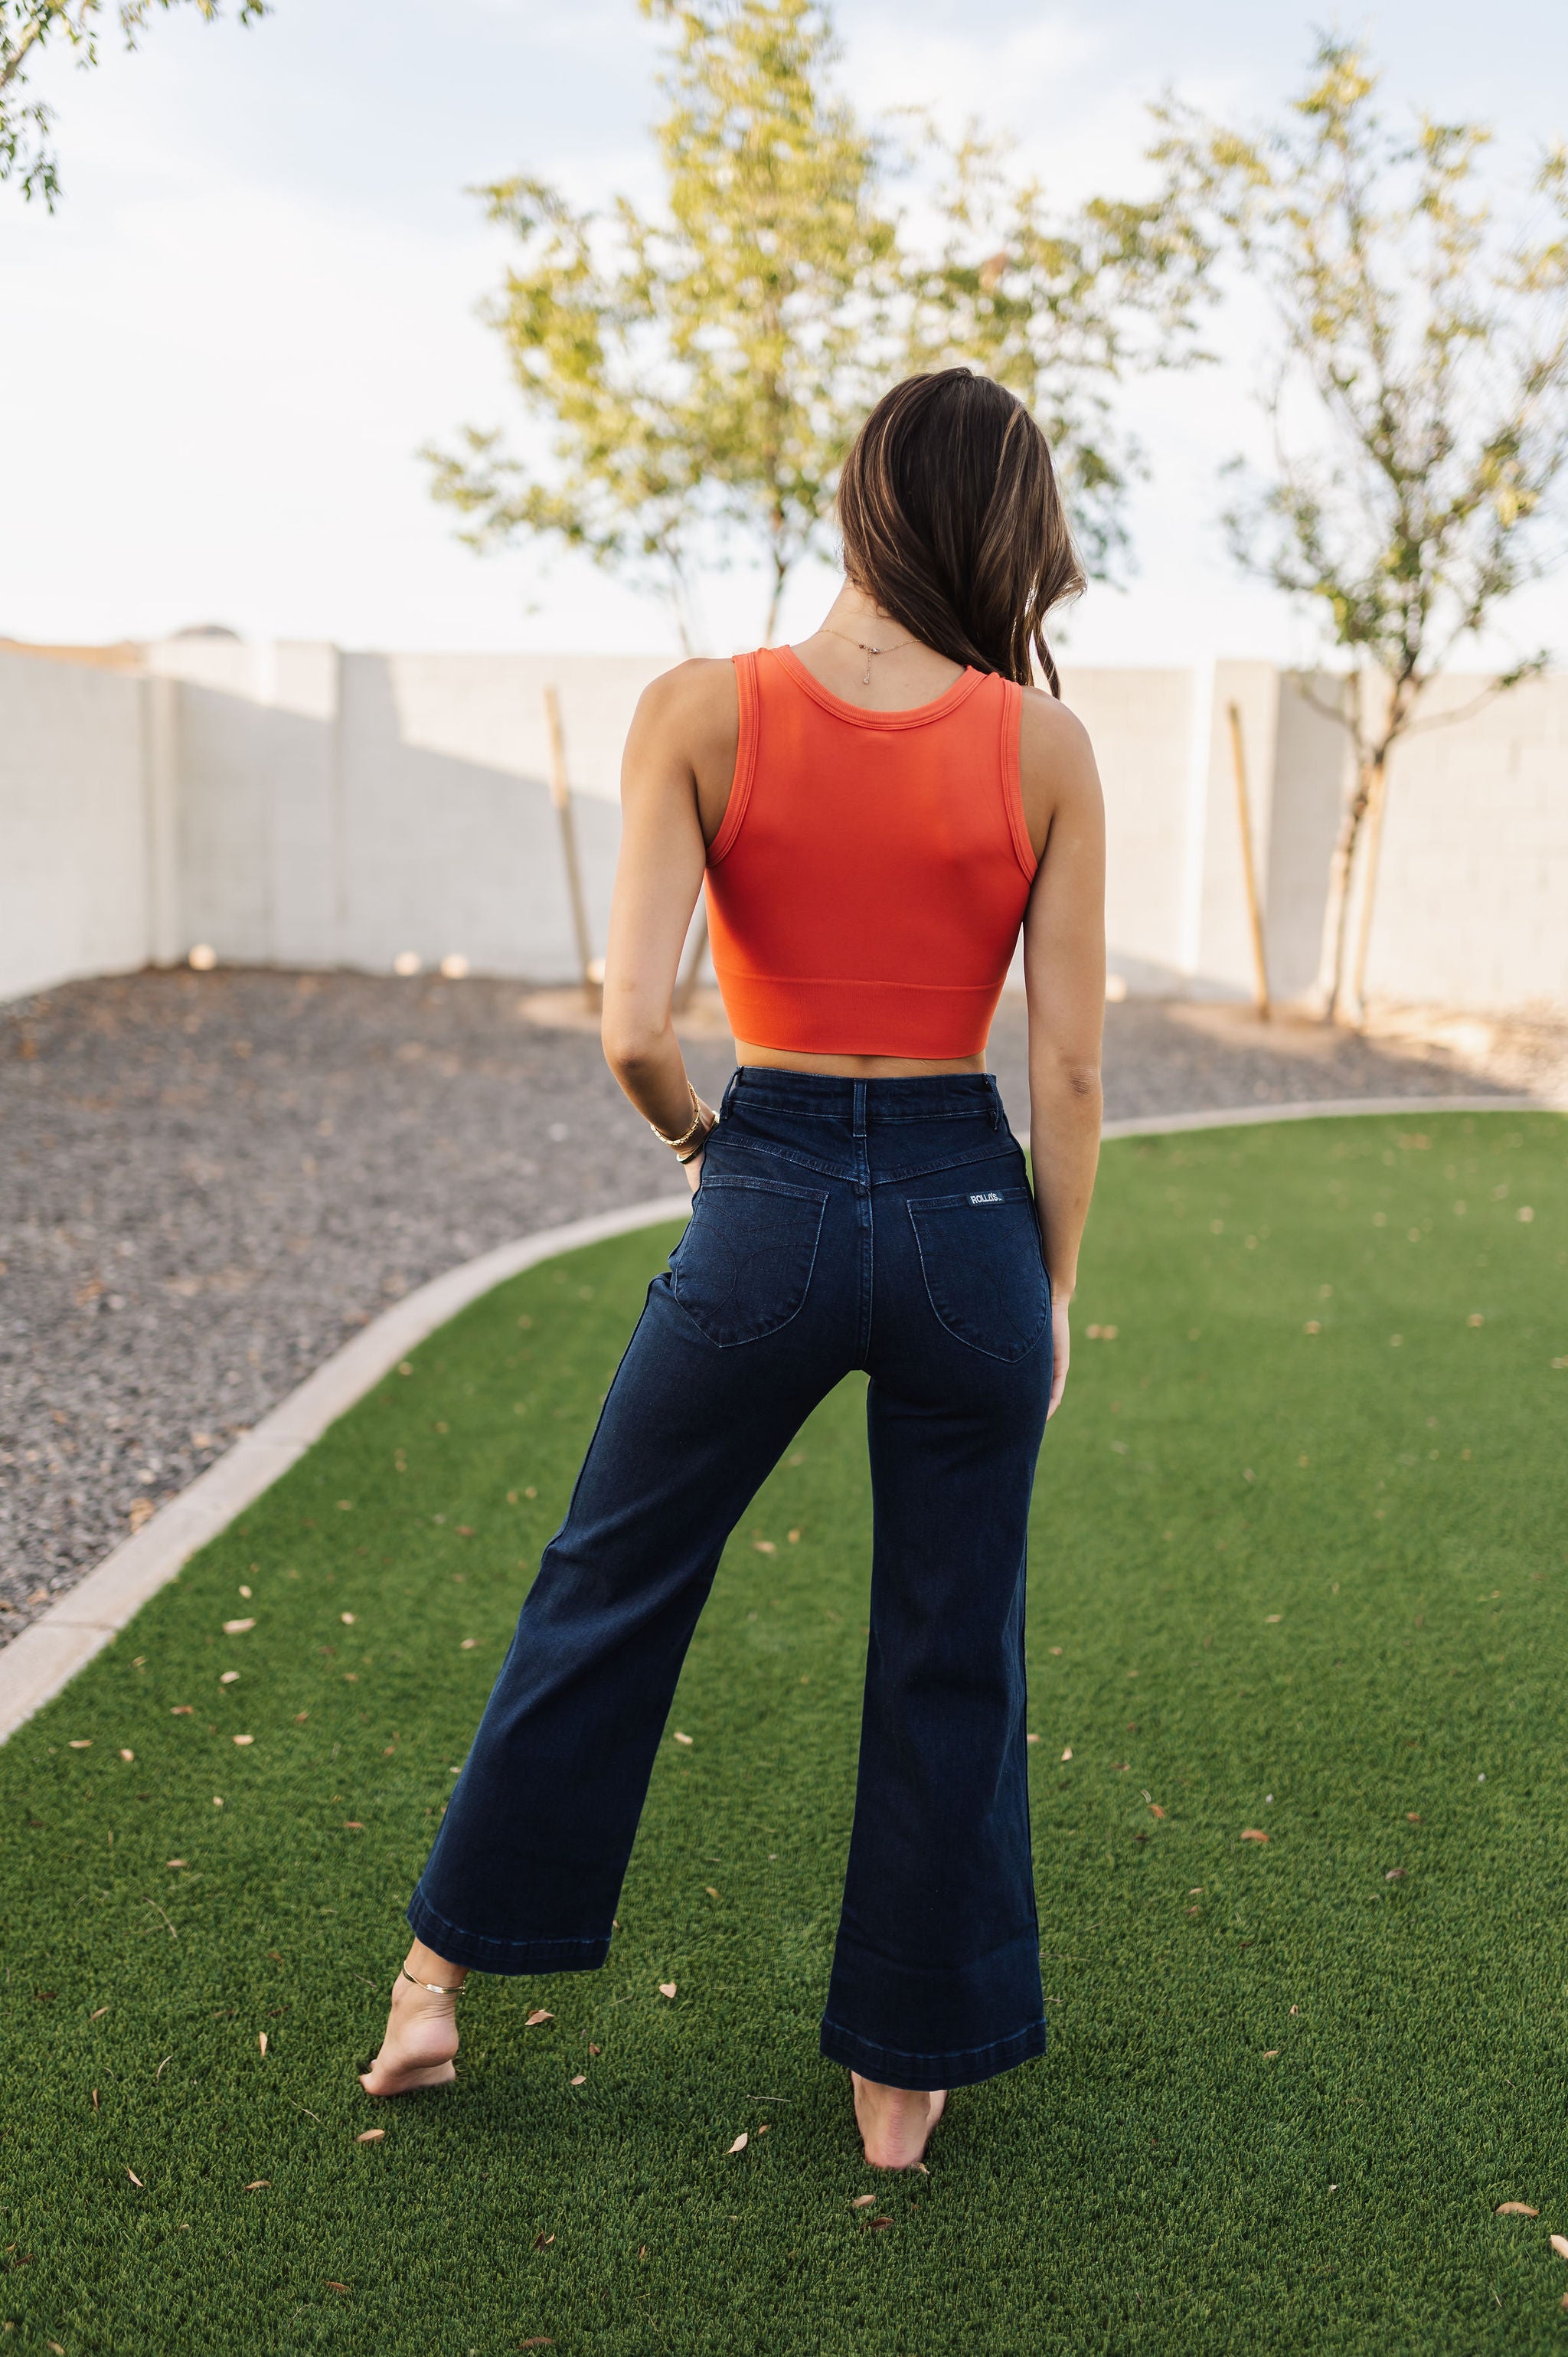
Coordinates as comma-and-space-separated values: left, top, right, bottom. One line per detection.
835, 369, 1083, 695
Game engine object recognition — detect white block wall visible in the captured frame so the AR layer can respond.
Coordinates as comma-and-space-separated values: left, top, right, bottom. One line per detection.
3, 639, 1565, 1015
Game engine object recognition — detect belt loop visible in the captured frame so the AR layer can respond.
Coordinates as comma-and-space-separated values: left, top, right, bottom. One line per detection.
720, 1069, 740, 1119
986, 1075, 1001, 1129
852, 1080, 867, 1138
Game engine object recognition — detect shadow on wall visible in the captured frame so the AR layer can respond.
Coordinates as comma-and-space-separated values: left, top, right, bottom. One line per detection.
2, 641, 1564, 1012
155, 646, 679, 992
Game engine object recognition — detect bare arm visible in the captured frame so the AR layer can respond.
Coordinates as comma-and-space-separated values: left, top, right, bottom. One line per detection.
600, 660, 736, 1187
1019, 693, 1106, 1420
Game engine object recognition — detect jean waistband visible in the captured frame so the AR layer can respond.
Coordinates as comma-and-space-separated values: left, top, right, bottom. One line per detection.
720, 1066, 1003, 1129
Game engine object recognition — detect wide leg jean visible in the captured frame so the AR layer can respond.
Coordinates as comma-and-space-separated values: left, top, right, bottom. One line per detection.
407, 1068, 1054, 2091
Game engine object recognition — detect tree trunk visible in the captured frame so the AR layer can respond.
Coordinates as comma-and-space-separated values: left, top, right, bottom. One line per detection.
1308, 760, 1374, 1023
1344, 753, 1390, 1028
762, 540, 788, 648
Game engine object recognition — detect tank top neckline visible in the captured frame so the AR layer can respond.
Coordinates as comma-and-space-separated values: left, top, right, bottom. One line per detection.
772, 642, 985, 731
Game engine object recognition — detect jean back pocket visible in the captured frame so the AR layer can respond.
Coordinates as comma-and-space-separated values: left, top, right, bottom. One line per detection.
671, 1174, 828, 1348
907, 1185, 1050, 1361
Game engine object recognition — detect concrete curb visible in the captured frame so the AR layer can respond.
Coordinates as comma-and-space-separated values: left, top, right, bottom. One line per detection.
1099, 1093, 1561, 1139
4, 1090, 1563, 1744
0, 1195, 690, 1745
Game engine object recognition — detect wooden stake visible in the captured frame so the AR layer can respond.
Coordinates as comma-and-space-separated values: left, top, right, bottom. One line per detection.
541, 685, 597, 1005
1226, 700, 1271, 1020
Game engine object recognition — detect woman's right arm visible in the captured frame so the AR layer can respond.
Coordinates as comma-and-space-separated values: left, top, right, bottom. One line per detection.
1019, 695, 1106, 1420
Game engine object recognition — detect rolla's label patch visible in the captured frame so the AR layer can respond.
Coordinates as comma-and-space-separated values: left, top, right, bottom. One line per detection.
969, 1191, 1003, 1204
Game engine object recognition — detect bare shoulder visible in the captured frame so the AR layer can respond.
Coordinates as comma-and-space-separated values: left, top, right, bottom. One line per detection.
625, 657, 740, 837
1017, 682, 1102, 859
1019, 682, 1099, 793
632, 655, 738, 748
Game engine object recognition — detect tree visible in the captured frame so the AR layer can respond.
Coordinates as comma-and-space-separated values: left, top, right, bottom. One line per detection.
3, 0, 267, 204
427, 0, 1207, 651
2, 0, 266, 206
1156, 41, 1568, 1022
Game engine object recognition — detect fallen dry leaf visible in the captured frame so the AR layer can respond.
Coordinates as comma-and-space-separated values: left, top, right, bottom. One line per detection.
171, 1705, 193, 1715
343, 1820, 365, 1831
1553, 2234, 1568, 2261
324, 2280, 350, 2293
1241, 1829, 1269, 1844
90, 2005, 110, 2020
258, 2034, 267, 2056
727, 2132, 749, 2154
570, 2074, 586, 2087
753, 1539, 776, 1554
127, 2169, 144, 2188
673, 1731, 694, 1747
852, 2194, 876, 2208
588, 2043, 601, 2056
658, 1982, 677, 1999
532, 2234, 555, 2253
91, 2088, 100, 2110
1060, 1747, 1073, 1763
1496, 2202, 1538, 2217
223, 1618, 255, 1636
1263, 2049, 1279, 2059
68, 1739, 92, 1750
356, 2129, 385, 2144
167, 1859, 186, 1871
1148, 1803, 1166, 1819
233, 1734, 254, 1748
119, 1748, 135, 1763
524, 2009, 554, 2028
520, 2339, 556, 2349
1026, 1732, 1040, 1744
244, 2181, 270, 2192
869, 2215, 893, 2231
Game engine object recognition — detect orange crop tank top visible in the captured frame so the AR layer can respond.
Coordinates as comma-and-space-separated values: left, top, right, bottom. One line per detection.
704, 645, 1037, 1060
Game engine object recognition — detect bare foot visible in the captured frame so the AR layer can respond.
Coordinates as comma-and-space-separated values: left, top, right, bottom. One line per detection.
851, 2071, 947, 2169
359, 1950, 466, 2097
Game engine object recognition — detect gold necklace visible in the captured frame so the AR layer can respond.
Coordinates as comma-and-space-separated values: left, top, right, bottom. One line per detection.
820, 623, 917, 687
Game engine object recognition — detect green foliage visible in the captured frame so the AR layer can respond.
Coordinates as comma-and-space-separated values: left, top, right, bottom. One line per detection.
3, 1112, 1566, 2350
1, 0, 266, 206
427, 0, 1207, 646
1155, 42, 1568, 1015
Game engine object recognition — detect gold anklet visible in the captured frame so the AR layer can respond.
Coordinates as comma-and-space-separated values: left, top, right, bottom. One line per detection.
400, 1964, 464, 1996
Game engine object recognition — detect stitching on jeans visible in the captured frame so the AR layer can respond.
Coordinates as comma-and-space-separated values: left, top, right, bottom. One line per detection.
818, 2015, 1047, 2064
715, 1135, 1019, 1188
410, 1891, 609, 1954
906, 1197, 1050, 1363
670, 1188, 828, 1348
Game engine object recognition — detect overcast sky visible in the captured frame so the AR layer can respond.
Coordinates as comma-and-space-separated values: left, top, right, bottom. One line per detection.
5, 0, 1567, 665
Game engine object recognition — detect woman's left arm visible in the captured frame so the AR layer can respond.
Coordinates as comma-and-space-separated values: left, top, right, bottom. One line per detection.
600, 661, 736, 1190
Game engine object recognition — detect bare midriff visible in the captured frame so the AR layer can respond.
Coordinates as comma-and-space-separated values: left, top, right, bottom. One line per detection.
731, 1038, 985, 1079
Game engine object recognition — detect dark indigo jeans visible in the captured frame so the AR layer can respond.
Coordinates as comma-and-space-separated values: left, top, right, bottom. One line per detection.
407, 1068, 1054, 2091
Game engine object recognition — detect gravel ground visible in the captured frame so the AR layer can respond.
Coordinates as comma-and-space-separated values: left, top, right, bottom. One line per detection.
2, 966, 1557, 1643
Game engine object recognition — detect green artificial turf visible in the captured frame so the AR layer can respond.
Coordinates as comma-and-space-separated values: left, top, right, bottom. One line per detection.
3, 1109, 1566, 2355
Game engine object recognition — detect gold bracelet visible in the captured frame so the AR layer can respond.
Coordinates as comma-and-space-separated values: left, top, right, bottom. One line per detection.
676, 1116, 716, 1165
648, 1082, 707, 1153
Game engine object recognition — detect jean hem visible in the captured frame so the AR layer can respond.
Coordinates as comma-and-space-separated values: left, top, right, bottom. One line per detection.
407, 1890, 611, 1976
817, 2013, 1047, 2091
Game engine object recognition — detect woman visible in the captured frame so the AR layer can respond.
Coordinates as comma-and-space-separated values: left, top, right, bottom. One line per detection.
361, 368, 1106, 2171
